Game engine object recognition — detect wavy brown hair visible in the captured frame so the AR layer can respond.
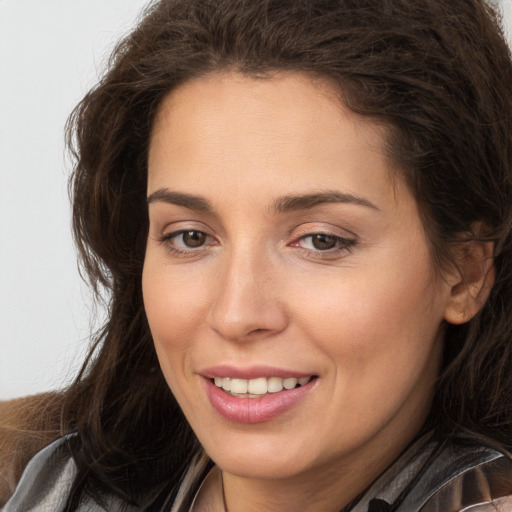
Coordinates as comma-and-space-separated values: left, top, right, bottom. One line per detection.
60, 0, 512, 509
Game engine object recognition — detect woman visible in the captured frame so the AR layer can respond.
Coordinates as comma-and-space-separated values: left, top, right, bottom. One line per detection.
3, 0, 512, 510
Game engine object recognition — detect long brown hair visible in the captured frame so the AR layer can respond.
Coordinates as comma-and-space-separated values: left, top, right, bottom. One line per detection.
62, 0, 512, 508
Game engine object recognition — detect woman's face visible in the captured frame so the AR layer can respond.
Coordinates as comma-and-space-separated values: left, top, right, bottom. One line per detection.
143, 72, 454, 485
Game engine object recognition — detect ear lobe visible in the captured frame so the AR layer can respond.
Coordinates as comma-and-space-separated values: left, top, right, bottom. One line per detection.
443, 236, 495, 325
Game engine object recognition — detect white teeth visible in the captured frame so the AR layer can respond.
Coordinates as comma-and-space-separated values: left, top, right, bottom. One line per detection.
283, 377, 298, 390
213, 376, 312, 396
247, 377, 267, 395
267, 377, 284, 393
230, 378, 248, 394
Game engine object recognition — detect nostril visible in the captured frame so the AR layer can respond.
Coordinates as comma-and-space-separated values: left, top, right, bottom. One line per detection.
248, 328, 266, 335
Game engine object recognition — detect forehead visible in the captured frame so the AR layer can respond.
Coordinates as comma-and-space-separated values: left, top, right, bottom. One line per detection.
147, 71, 401, 211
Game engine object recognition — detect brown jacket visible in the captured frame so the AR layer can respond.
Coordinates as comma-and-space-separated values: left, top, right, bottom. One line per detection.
0, 393, 62, 506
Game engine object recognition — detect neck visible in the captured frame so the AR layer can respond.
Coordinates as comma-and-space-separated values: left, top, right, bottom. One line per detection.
221, 439, 405, 512
223, 473, 348, 512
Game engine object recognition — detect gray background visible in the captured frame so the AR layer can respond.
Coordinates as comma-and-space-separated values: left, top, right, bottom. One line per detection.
0, 0, 148, 399
1, 0, 511, 400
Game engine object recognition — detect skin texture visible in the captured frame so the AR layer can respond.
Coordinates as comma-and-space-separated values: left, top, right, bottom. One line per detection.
142, 72, 468, 512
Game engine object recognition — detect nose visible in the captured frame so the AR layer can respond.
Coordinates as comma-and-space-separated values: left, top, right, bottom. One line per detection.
206, 248, 289, 342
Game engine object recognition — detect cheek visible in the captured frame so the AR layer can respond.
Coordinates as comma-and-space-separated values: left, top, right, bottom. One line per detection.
291, 268, 444, 440
142, 263, 204, 417
288, 250, 445, 385
142, 260, 205, 398
142, 259, 207, 351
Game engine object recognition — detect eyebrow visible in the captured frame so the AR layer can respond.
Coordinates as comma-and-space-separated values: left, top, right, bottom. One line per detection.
271, 191, 380, 214
147, 189, 379, 214
147, 189, 213, 212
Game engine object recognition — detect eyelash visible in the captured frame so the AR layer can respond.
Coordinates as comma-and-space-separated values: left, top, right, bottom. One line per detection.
158, 230, 217, 257
290, 233, 356, 258
158, 229, 356, 259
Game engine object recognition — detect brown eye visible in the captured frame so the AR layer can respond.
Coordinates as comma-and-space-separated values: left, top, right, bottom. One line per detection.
311, 234, 337, 250
182, 230, 206, 247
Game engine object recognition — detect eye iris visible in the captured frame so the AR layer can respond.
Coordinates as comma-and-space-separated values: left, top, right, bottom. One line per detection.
183, 231, 206, 247
312, 234, 337, 250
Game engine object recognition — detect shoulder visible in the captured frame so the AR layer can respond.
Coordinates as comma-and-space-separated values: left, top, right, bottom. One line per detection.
0, 393, 63, 506
458, 496, 512, 511
360, 435, 512, 511
2, 435, 144, 512
2, 435, 77, 511
404, 440, 512, 512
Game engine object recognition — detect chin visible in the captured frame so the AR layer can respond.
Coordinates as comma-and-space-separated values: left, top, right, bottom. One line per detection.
198, 428, 322, 480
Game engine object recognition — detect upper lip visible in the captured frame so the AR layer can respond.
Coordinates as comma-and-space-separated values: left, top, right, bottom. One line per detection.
200, 365, 315, 380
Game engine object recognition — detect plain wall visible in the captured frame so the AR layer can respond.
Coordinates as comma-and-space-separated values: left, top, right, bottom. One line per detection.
0, 0, 148, 400
1, 0, 511, 400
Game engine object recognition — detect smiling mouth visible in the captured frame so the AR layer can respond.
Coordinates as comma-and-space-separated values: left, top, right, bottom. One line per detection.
212, 376, 316, 398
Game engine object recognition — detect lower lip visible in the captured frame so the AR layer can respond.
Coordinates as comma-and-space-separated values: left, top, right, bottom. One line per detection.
204, 378, 316, 424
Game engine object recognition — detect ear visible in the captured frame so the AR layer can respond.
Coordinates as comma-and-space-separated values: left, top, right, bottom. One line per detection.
443, 226, 495, 325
